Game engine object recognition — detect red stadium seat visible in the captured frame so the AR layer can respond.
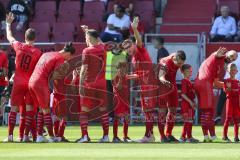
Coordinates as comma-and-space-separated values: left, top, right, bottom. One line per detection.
81, 10, 104, 23
35, 1, 56, 11
59, 1, 80, 11
0, 0, 10, 7
160, 24, 211, 34
134, 0, 153, 11
29, 22, 50, 42
34, 1, 56, 23
84, 1, 105, 13
58, 10, 80, 25
51, 22, 77, 42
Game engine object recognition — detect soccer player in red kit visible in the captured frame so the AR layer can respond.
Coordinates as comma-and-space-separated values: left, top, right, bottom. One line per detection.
158, 50, 186, 143
78, 28, 109, 143
29, 43, 75, 143
4, 13, 42, 142
179, 64, 199, 143
222, 63, 240, 143
128, 17, 158, 143
112, 62, 131, 143
195, 47, 237, 142
0, 49, 8, 99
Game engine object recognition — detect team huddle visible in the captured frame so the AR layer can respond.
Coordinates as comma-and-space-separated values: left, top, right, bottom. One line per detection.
2, 12, 240, 143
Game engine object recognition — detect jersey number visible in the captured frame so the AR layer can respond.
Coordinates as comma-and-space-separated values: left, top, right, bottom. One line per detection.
20, 54, 32, 70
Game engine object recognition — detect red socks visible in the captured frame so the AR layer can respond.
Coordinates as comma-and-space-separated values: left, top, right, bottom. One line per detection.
19, 116, 25, 139
37, 112, 44, 136
54, 119, 60, 137
113, 118, 129, 138
158, 112, 166, 139
224, 118, 239, 138
58, 119, 66, 138
166, 112, 176, 136
24, 111, 34, 136
145, 112, 154, 137
101, 114, 109, 136
43, 113, 54, 137
8, 111, 17, 136
80, 114, 88, 137
113, 119, 119, 138
123, 118, 129, 138
181, 122, 193, 139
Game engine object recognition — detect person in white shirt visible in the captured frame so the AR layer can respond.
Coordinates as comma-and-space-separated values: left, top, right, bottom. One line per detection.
210, 6, 237, 42
100, 4, 130, 42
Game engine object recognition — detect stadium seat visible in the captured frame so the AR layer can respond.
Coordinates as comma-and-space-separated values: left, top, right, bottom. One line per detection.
160, 24, 211, 34
29, 22, 50, 42
34, 1, 56, 23
84, 1, 105, 13
133, 0, 154, 11
58, 10, 80, 26
59, 1, 80, 11
0, 0, 10, 7
51, 22, 77, 42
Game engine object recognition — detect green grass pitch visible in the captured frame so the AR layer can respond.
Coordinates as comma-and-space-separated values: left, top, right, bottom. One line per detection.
0, 125, 240, 160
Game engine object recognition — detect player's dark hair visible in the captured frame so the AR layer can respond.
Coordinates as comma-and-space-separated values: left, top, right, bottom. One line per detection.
25, 28, 36, 42
63, 42, 75, 55
155, 37, 165, 45
87, 29, 99, 39
228, 63, 237, 69
176, 50, 186, 61
181, 64, 192, 72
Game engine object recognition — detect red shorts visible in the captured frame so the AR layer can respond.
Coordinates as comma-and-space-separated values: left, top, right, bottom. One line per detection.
29, 81, 50, 108
53, 93, 67, 117
11, 83, 33, 106
80, 79, 107, 112
181, 104, 195, 120
194, 79, 214, 109
158, 86, 178, 108
226, 98, 240, 119
139, 85, 158, 111
114, 87, 130, 117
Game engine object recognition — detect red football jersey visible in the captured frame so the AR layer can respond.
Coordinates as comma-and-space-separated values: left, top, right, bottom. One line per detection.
160, 54, 179, 84
12, 41, 42, 84
131, 45, 152, 63
224, 78, 240, 98
0, 51, 8, 86
197, 53, 225, 83
181, 78, 195, 107
30, 52, 65, 84
82, 44, 105, 83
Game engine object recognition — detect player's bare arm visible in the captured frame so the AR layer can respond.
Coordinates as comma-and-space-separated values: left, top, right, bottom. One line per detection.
181, 94, 197, 109
214, 78, 224, 88
79, 64, 87, 95
158, 68, 171, 86
131, 17, 143, 48
52, 62, 70, 80
215, 47, 227, 58
6, 12, 16, 43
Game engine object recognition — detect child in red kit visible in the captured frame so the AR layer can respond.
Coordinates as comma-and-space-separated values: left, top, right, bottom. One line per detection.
223, 63, 240, 143
179, 64, 199, 143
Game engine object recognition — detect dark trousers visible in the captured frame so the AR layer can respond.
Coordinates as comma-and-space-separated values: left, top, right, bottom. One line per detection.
210, 35, 234, 42
216, 89, 227, 117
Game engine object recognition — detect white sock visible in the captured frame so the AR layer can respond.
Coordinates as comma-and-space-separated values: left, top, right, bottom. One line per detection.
204, 135, 209, 140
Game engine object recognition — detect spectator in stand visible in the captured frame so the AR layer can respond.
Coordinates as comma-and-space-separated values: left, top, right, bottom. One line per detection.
7, 0, 30, 31
0, 48, 8, 101
153, 37, 169, 63
0, 2, 6, 32
210, 6, 237, 42
101, 4, 130, 42
125, 3, 134, 18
